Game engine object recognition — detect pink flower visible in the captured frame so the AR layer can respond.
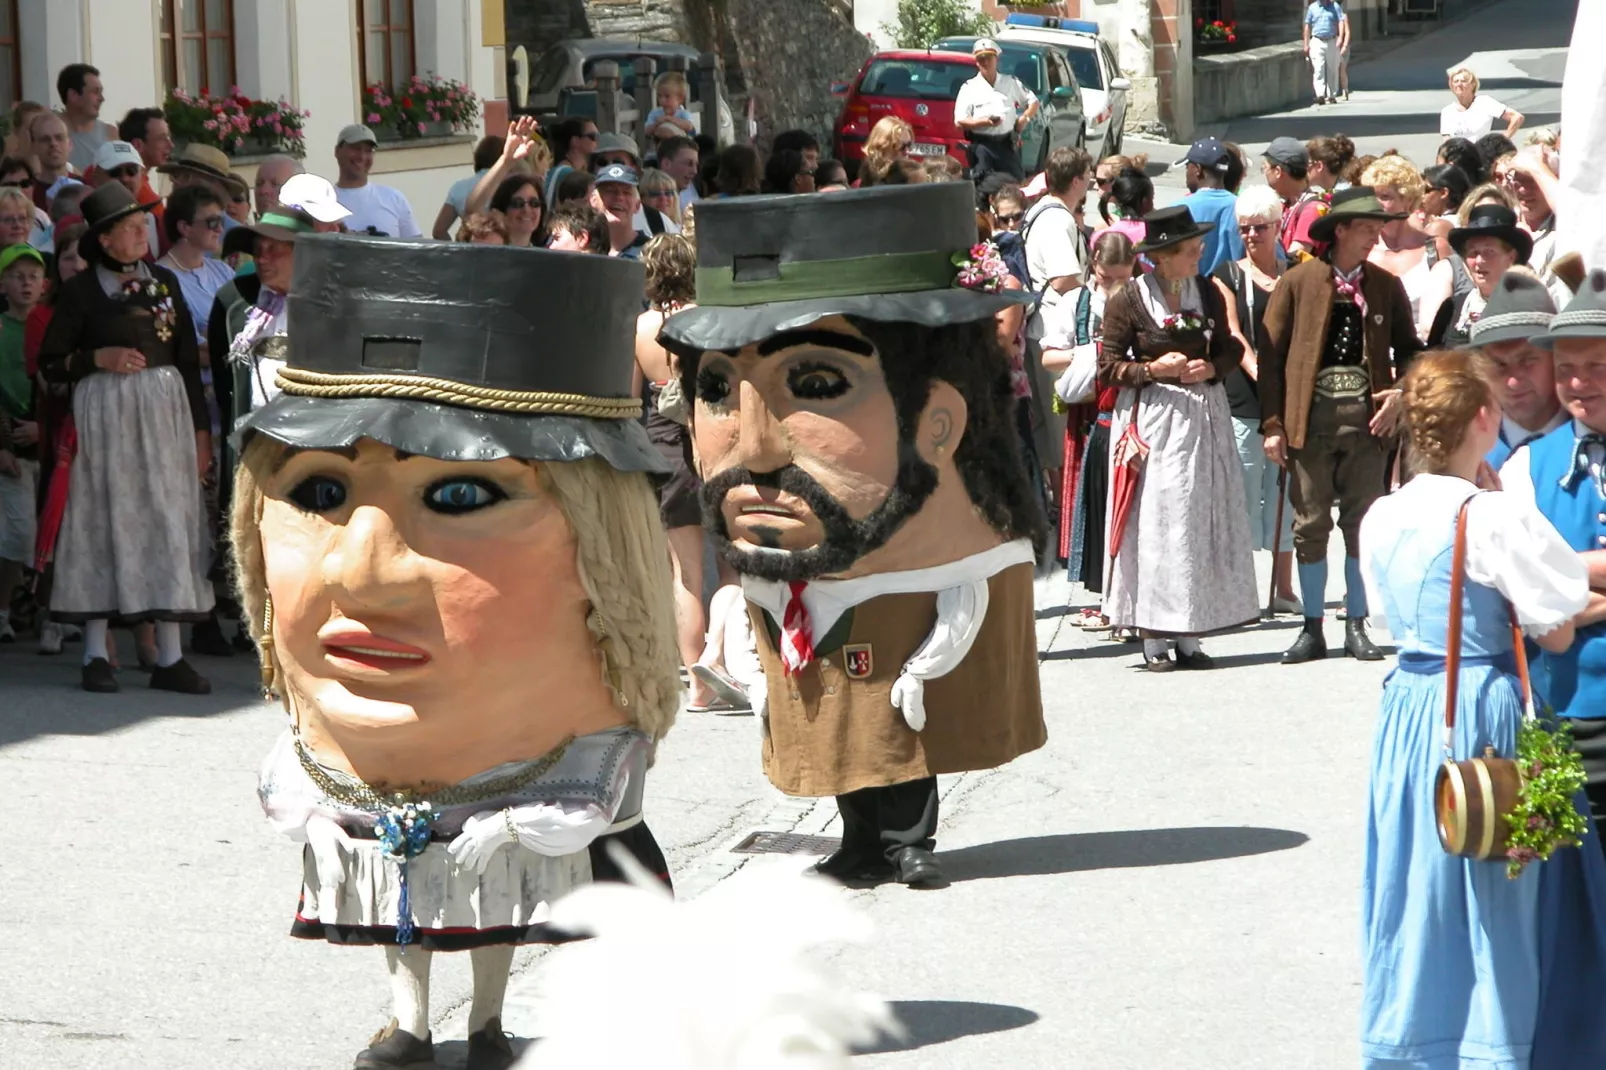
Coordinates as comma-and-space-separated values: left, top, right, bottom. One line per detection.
417, 122, 427, 133
367, 112, 381, 123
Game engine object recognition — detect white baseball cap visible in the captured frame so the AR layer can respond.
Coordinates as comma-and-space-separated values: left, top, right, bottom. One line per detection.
336, 123, 378, 147
95, 140, 142, 173
972, 38, 1001, 57
277, 173, 351, 223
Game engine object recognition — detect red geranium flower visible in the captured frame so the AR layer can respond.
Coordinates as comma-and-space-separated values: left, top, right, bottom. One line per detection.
1195, 17, 1204, 27
1227, 33, 1238, 42
401, 96, 414, 109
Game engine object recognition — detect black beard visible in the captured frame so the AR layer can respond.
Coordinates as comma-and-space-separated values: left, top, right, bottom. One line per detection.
699, 445, 939, 583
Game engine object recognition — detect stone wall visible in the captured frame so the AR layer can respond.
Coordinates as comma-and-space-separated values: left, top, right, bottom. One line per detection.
721, 0, 875, 149
585, 0, 689, 41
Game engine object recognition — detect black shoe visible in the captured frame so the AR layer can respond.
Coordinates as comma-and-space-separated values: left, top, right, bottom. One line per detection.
466, 1017, 516, 1070
1144, 652, 1175, 673
1345, 619, 1384, 661
354, 1020, 435, 1069
81, 657, 119, 693
894, 847, 945, 888
189, 615, 234, 657
810, 848, 894, 884
1175, 649, 1215, 670
149, 658, 212, 695
1283, 619, 1328, 664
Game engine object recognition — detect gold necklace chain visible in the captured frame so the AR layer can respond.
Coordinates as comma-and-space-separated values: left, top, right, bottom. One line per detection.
293, 734, 575, 812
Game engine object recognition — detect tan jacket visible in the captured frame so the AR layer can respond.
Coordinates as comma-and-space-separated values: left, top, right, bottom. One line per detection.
750, 562, 1046, 798
1259, 257, 1421, 450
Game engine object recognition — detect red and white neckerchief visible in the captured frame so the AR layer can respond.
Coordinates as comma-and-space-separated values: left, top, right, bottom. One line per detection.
780, 580, 815, 675
1332, 264, 1368, 319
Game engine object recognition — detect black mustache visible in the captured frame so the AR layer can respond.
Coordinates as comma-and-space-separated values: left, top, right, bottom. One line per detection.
699, 464, 856, 529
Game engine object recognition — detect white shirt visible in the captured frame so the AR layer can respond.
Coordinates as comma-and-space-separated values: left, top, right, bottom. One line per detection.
1024, 197, 1085, 338
1499, 411, 1568, 453
335, 182, 422, 238
1440, 94, 1510, 140
444, 169, 489, 215
679, 185, 702, 212
1360, 472, 1587, 638
1501, 420, 1602, 508
954, 71, 1036, 138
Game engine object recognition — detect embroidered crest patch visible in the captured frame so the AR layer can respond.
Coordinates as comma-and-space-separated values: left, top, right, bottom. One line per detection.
843, 643, 873, 679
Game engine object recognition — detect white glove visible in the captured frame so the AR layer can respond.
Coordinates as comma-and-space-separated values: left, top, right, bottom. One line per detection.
448, 801, 615, 875
303, 814, 353, 917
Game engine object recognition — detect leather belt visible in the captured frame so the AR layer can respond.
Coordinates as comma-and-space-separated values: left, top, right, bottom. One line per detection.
1313, 365, 1370, 399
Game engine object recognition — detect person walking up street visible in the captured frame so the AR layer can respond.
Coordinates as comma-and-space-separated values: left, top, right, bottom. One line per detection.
1303, 0, 1348, 107
1260, 187, 1423, 664
1474, 271, 1566, 470
955, 38, 1037, 190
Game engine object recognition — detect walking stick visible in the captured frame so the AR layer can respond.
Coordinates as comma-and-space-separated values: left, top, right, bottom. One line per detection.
1266, 465, 1288, 618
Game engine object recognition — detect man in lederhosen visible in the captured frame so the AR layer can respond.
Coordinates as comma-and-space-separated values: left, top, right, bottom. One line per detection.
660, 182, 1048, 888
1260, 186, 1422, 664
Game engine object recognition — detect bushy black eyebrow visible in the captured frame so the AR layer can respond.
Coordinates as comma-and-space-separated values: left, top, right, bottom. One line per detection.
755, 329, 875, 358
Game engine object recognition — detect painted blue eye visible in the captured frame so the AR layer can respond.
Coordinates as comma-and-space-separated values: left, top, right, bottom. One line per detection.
424, 478, 506, 514
288, 476, 347, 513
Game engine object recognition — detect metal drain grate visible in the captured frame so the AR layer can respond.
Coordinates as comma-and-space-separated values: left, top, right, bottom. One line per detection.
731, 831, 842, 856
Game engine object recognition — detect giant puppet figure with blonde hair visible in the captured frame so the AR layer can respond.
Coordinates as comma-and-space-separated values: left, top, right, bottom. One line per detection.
661, 182, 1048, 890
231, 235, 679, 1070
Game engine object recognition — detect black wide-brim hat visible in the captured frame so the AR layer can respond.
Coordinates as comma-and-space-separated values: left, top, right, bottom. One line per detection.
1534, 269, 1606, 348
1470, 269, 1556, 347
1448, 204, 1533, 265
234, 234, 666, 473
658, 183, 1029, 353
222, 206, 319, 258
1133, 205, 1216, 255
77, 182, 151, 262
1307, 186, 1406, 245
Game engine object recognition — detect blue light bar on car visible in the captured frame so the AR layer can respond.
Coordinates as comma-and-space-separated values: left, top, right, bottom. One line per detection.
1003, 13, 1101, 34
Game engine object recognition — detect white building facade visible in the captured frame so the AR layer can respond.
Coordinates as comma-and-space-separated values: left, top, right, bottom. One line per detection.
10, 0, 502, 224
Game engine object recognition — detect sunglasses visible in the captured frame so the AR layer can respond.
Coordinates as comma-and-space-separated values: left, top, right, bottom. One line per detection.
109, 165, 140, 178
1238, 222, 1275, 236
642, 188, 675, 199
0, 178, 27, 188
506, 197, 541, 210
194, 215, 225, 230
578, 131, 599, 141
995, 211, 1024, 224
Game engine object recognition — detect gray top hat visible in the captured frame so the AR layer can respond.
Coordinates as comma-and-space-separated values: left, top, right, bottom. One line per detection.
658, 182, 1028, 353
1534, 269, 1606, 349
1471, 270, 1556, 347
235, 234, 666, 473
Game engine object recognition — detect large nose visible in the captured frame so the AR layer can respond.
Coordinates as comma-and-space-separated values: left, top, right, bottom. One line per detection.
734, 379, 790, 473
322, 503, 429, 613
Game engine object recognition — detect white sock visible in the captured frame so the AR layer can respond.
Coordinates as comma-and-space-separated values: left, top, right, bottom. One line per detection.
83, 619, 109, 664
1176, 637, 1202, 657
1143, 638, 1170, 659
468, 945, 516, 1032
384, 945, 433, 1039
155, 621, 183, 667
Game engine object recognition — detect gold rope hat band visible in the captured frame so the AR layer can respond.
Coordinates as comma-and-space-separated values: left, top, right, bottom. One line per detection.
274, 367, 643, 420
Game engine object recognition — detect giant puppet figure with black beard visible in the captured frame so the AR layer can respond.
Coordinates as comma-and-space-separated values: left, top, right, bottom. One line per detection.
231, 236, 679, 1070
662, 183, 1048, 888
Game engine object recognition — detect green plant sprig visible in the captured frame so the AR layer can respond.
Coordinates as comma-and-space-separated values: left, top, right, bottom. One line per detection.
1504, 718, 1589, 879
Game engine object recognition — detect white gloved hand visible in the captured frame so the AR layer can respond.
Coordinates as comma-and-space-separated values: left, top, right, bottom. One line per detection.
450, 802, 617, 874
303, 814, 353, 910
448, 810, 517, 875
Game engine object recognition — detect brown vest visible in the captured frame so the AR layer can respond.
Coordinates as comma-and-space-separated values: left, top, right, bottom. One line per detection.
751, 562, 1046, 797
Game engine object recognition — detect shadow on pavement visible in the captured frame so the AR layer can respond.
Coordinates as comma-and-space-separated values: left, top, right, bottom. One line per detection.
853, 999, 1040, 1055
939, 826, 1309, 882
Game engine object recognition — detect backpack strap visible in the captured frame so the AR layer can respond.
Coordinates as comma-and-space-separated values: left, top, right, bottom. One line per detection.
1074, 286, 1094, 347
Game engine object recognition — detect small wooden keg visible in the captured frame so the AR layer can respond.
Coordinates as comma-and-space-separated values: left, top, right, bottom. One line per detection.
1435, 746, 1524, 860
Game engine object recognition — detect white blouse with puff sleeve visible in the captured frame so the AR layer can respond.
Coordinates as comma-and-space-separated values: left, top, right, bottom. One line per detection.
1360, 473, 1588, 638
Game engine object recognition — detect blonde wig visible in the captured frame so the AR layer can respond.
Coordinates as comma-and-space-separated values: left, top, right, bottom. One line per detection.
231, 435, 680, 742
1360, 155, 1427, 209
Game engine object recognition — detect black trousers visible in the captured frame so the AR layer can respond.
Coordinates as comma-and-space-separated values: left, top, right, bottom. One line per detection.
1563, 717, 1606, 861
836, 777, 939, 865
969, 134, 1023, 190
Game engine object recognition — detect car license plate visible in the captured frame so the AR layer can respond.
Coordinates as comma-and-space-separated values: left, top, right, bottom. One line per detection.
910, 142, 948, 158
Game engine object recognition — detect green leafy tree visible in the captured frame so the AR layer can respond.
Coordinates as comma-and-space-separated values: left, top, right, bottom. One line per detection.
882, 0, 992, 49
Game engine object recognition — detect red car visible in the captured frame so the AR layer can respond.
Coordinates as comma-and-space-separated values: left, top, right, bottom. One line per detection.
831, 50, 982, 171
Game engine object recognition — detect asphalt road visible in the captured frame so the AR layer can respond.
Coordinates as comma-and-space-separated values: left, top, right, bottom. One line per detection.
0, 1, 1579, 1066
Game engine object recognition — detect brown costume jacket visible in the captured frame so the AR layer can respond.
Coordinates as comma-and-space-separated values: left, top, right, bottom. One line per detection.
1096, 275, 1243, 388
749, 562, 1046, 798
1258, 258, 1420, 450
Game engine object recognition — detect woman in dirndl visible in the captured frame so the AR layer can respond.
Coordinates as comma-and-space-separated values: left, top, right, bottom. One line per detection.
1357, 349, 1606, 1069
1096, 205, 1259, 671
1042, 230, 1137, 631
38, 182, 213, 695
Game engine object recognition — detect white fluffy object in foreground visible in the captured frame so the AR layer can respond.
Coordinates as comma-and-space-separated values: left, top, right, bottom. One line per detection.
518, 846, 900, 1069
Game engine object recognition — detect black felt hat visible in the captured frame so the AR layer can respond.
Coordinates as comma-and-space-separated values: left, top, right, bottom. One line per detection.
1534, 269, 1606, 348
1133, 205, 1216, 254
77, 182, 151, 262
234, 234, 666, 473
1470, 270, 1556, 347
1307, 186, 1405, 244
657, 182, 1029, 352
1448, 204, 1533, 265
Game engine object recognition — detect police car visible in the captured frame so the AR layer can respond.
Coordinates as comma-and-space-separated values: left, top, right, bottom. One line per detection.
998, 14, 1131, 159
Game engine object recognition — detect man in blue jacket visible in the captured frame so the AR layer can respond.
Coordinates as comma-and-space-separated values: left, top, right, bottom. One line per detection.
1476, 271, 1565, 471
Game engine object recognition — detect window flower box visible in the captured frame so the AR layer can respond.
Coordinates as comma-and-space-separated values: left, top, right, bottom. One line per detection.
164, 88, 308, 158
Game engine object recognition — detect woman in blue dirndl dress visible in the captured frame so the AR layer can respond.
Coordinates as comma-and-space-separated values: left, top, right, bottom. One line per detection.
1358, 351, 1601, 1069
